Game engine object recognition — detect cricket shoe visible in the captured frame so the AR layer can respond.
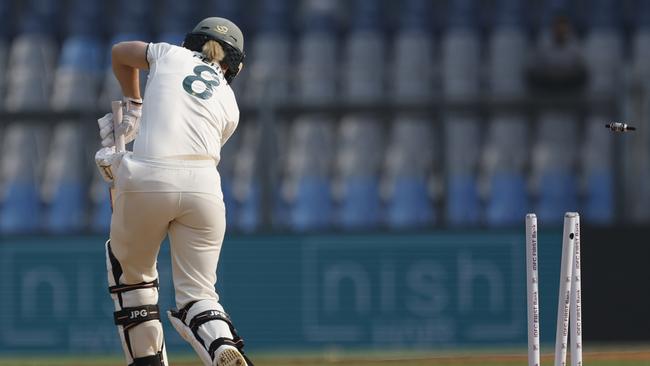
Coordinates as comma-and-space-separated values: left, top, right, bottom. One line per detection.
214, 345, 247, 366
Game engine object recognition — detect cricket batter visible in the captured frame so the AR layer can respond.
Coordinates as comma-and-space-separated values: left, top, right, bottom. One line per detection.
94, 17, 252, 366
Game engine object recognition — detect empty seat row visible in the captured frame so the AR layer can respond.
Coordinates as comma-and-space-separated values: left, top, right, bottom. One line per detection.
0, 0, 638, 233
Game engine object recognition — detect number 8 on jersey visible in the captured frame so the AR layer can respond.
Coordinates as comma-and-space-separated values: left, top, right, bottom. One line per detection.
182, 65, 221, 100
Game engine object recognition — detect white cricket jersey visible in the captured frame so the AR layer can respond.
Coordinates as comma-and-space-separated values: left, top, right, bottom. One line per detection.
134, 42, 239, 165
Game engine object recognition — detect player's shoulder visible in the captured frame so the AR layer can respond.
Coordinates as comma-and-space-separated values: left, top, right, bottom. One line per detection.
147, 42, 192, 63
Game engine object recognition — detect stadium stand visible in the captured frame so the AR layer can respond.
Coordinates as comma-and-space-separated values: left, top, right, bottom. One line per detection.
383, 0, 436, 229
0, 0, 643, 234
483, 0, 530, 226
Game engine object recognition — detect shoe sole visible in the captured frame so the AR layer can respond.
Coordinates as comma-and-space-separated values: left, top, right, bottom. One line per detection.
216, 347, 247, 366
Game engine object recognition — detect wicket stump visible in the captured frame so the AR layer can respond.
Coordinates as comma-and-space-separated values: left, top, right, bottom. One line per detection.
526, 212, 583, 366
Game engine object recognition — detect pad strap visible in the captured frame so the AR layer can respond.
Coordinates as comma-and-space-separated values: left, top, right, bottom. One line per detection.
188, 310, 231, 332
114, 304, 161, 330
170, 300, 196, 323
188, 310, 245, 349
109, 279, 159, 294
129, 352, 164, 366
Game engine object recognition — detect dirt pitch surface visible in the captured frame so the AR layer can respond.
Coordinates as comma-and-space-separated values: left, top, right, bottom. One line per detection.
0, 349, 648, 366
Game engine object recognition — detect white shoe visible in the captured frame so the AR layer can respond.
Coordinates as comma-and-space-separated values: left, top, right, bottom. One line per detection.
214, 345, 247, 366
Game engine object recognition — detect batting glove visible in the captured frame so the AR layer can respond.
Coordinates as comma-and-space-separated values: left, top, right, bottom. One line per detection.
94, 146, 126, 183
97, 97, 143, 147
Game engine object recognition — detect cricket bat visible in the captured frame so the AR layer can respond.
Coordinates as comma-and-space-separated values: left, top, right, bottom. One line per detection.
109, 100, 125, 210
111, 100, 126, 152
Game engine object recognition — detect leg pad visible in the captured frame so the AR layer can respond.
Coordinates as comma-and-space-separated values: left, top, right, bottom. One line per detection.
130, 352, 164, 366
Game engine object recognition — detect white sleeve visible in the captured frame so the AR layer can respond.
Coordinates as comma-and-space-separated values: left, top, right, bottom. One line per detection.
146, 42, 174, 65
221, 90, 240, 146
221, 114, 239, 146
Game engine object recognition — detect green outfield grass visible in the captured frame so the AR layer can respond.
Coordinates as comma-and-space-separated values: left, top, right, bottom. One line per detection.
0, 347, 648, 366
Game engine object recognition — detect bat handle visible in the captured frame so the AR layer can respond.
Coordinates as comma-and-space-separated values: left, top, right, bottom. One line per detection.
111, 100, 126, 152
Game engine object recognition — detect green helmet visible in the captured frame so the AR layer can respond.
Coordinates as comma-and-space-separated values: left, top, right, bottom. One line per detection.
183, 17, 245, 84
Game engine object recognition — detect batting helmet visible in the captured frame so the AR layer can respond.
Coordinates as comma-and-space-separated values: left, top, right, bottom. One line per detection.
183, 17, 245, 84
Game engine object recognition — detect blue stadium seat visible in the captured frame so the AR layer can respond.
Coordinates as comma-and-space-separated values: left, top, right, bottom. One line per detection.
0, 0, 6, 101
637, 0, 650, 28
489, 5, 527, 96
447, 0, 478, 29
536, 171, 578, 224
442, 28, 480, 99
158, 32, 184, 46
221, 175, 238, 226
442, 0, 482, 227
387, 176, 433, 228
66, 0, 103, 37
486, 172, 528, 226
272, 187, 289, 229
41, 124, 86, 232
337, 0, 385, 229
634, 22, 650, 75
353, 0, 383, 31
381, 0, 437, 230
44, 180, 85, 233
335, 117, 384, 230
98, 33, 147, 108
20, 0, 60, 35
230, 122, 261, 232
59, 36, 102, 70
158, 0, 195, 36
382, 117, 436, 229
289, 176, 332, 231
113, 0, 151, 35
297, 33, 337, 99
493, 0, 527, 28
3, 27, 52, 231
581, 0, 621, 227
68, 0, 103, 18
237, 180, 261, 233
45, 34, 100, 233
393, 1, 433, 100
443, 116, 481, 226
532, 112, 578, 223
344, 2, 384, 99
0, 179, 40, 233
447, 173, 480, 226
91, 186, 112, 233
481, 116, 529, 227
484, 0, 528, 227
52, 36, 102, 108
398, 0, 433, 32
539, 1, 578, 30
206, 0, 242, 27
5, 33, 57, 110
584, 170, 613, 224
284, 5, 338, 231
2, 21, 55, 233
588, 0, 620, 29
257, 0, 289, 33
584, 5, 623, 95
0, 42, 5, 104
0, 0, 11, 38
240, 0, 291, 229
339, 176, 381, 229
633, 1, 650, 217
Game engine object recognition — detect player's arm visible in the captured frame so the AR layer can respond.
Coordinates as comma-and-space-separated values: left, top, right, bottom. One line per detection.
111, 41, 149, 100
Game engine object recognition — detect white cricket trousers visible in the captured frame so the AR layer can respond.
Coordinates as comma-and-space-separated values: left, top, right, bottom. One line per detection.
110, 153, 226, 308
